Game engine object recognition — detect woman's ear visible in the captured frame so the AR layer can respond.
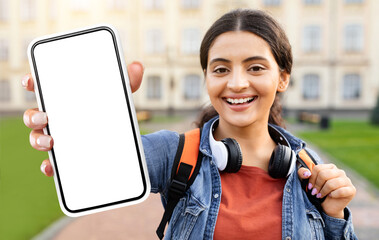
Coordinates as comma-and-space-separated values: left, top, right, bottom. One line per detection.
277, 71, 290, 93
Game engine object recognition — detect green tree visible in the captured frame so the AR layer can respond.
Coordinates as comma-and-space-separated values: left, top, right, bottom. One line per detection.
371, 95, 379, 125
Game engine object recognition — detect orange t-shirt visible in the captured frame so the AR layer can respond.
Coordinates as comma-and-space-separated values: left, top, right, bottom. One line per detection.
214, 165, 286, 240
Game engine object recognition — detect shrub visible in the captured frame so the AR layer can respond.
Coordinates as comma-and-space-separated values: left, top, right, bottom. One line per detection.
371, 96, 379, 125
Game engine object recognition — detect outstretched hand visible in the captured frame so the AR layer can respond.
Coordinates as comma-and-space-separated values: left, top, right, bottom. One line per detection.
22, 61, 145, 177
298, 164, 356, 219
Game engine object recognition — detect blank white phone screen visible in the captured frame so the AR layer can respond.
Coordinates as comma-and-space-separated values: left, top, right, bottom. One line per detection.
31, 28, 147, 213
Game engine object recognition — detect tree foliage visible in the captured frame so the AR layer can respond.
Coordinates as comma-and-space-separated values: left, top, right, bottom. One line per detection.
371, 96, 379, 125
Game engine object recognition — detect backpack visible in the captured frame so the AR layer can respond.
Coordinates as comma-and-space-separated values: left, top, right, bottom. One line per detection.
156, 128, 323, 239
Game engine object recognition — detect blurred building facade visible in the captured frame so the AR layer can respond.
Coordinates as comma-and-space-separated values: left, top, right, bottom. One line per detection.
0, 0, 378, 114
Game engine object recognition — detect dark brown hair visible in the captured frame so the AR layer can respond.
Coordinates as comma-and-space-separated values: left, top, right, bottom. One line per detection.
196, 9, 292, 128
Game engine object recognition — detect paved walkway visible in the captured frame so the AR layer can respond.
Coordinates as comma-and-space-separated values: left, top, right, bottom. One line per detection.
33, 116, 379, 239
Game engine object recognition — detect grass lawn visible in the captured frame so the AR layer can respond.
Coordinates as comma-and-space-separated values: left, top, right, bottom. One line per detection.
297, 120, 379, 188
0, 117, 63, 240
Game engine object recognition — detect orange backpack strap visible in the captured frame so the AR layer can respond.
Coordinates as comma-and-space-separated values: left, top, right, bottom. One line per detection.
297, 148, 317, 171
297, 148, 326, 206
170, 128, 202, 183
157, 128, 203, 239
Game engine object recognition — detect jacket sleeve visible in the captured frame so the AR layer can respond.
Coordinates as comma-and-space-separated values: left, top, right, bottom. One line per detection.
141, 130, 179, 194
304, 147, 358, 240
322, 208, 358, 240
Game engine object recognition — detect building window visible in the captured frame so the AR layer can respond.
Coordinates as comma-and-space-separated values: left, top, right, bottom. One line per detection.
20, 0, 36, 21
49, 0, 57, 20
70, 0, 90, 11
145, 0, 163, 9
181, 0, 200, 9
263, 0, 281, 6
0, 0, 9, 21
0, 39, 8, 61
117, 30, 128, 53
343, 74, 361, 100
303, 25, 321, 52
304, 0, 321, 4
145, 29, 164, 54
344, 24, 363, 52
345, 0, 363, 3
183, 74, 201, 100
108, 0, 126, 10
23, 38, 33, 60
0, 80, 10, 102
181, 28, 200, 54
147, 76, 162, 99
302, 74, 320, 100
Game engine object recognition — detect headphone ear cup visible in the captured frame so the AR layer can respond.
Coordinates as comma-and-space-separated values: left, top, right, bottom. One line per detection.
268, 145, 293, 179
221, 138, 242, 173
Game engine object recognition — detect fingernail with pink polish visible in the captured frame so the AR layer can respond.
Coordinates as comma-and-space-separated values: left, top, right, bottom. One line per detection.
22, 75, 29, 88
23, 113, 30, 125
311, 188, 318, 196
37, 135, 51, 148
41, 163, 47, 175
308, 183, 313, 190
303, 170, 311, 178
31, 112, 47, 125
316, 193, 322, 198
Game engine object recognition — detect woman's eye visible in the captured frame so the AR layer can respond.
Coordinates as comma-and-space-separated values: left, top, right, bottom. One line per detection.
214, 68, 229, 74
249, 66, 264, 72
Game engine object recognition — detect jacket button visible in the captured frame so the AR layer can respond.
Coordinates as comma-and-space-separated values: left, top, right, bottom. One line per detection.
286, 237, 291, 240
286, 188, 291, 192
214, 194, 219, 198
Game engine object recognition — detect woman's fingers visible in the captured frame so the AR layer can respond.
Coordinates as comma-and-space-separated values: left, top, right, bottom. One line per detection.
303, 163, 356, 218
127, 61, 144, 93
307, 164, 336, 192
41, 159, 54, 177
30, 129, 54, 151
317, 176, 351, 198
312, 168, 345, 195
24, 108, 48, 129
328, 186, 356, 199
297, 167, 312, 179
21, 74, 35, 92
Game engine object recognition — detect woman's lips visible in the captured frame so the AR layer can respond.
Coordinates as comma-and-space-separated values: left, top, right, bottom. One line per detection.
223, 96, 258, 112
225, 96, 256, 104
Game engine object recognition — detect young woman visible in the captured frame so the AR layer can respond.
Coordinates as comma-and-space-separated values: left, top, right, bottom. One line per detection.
22, 9, 357, 240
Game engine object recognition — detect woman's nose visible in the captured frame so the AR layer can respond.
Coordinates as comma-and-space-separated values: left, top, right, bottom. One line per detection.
227, 70, 249, 92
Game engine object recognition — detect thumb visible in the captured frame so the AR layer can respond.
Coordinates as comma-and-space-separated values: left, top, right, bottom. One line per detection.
298, 167, 312, 180
127, 61, 144, 93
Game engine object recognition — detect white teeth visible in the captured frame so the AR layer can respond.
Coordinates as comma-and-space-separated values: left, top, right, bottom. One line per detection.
226, 97, 255, 104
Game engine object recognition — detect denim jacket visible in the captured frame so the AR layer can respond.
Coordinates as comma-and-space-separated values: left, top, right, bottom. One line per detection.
141, 117, 357, 240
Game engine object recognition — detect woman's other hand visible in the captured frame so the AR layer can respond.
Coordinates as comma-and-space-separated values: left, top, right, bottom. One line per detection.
21, 61, 144, 177
298, 164, 356, 219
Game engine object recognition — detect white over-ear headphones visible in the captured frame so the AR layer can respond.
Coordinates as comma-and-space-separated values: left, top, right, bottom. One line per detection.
209, 119, 296, 177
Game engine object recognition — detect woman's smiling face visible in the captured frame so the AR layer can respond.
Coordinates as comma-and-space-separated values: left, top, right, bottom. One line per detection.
205, 31, 290, 129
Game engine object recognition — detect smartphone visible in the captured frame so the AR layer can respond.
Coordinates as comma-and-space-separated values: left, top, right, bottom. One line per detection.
27, 25, 150, 217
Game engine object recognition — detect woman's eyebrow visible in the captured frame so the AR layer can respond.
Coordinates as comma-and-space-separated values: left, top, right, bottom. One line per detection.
209, 58, 231, 65
209, 56, 269, 65
242, 56, 268, 63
